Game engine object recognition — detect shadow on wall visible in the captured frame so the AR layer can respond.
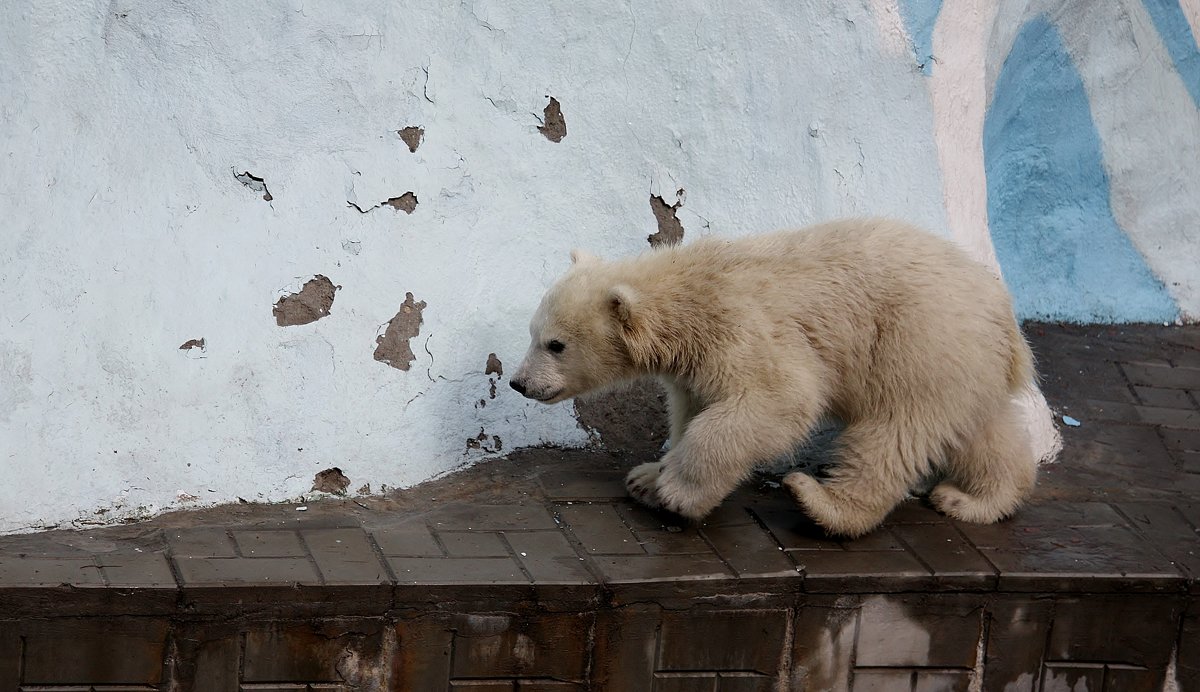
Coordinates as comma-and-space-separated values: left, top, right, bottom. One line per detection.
983, 15, 1180, 324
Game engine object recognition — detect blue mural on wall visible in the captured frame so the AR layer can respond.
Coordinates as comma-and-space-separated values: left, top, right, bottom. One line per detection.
984, 16, 1180, 323
897, 0, 944, 74
1141, 0, 1200, 107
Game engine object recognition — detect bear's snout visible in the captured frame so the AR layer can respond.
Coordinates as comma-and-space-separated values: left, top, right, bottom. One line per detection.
509, 379, 528, 396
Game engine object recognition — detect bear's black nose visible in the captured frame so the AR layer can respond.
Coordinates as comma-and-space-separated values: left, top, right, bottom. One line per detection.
510, 380, 527, 395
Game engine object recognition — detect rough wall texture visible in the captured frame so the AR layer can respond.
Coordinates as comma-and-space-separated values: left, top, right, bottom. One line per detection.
0, 0, 1196, 532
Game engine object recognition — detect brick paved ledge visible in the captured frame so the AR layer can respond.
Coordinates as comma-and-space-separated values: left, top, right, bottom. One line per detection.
1, 324, 1198, 689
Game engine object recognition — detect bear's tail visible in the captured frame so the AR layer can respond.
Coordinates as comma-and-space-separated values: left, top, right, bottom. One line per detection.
1006, 320, 1036, 393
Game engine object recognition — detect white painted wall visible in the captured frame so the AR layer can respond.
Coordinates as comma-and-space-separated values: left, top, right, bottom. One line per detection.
5, 0, 1191, 532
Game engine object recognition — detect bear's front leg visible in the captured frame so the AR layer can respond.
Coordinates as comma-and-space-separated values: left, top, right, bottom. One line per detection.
632, 398, 814, 520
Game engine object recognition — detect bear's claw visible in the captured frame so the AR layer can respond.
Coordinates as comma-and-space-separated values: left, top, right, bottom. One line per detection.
625, 461, 666, 508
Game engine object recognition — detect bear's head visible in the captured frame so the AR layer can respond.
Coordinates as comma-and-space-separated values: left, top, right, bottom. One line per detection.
510, 249, 644, 404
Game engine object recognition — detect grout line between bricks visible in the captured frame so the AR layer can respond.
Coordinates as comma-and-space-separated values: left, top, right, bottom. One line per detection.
496, 531, 535, 584
295, 528, 327, 587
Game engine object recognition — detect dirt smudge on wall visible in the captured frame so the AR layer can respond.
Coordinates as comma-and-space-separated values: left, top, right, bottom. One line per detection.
274, 276, 338, 326
374, 292, 427, 371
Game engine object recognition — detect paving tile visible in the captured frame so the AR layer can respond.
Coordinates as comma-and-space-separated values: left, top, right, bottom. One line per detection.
0, 556, 102, 586
891, 524, 996, 587
794, 549, 930, 592
1122, 362, 1200, 390
842, 526, 906, 551
388, 557, 527, 584
95, 551, 177, 587
883, 499, 951, 525
1134, 386, 1195, 409
701, 523, 797, 579
755, 509, 842, 550
174, 557, 321, 586
504, 530, 594, 584
427, 503, 558, 531
234, 530, 307, 557
1178, 450, 1200, 473
302, 528, 390, 585
617, 503, 712, 555
855, 595, 982, 668
556, 504, 643, 555
439, 531, 511, 557
167, 528, 237, 558
1116, 502, 1200, 581
591, 553, 731, 583
450, 612, 590, 680
371, 522, 443, 557
658, 609, 788, 673
1135, 405, 1200, 429
21, 618, 168, 684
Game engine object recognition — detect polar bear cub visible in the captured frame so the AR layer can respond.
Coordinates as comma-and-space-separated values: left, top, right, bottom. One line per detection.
510, 218, 1037, 537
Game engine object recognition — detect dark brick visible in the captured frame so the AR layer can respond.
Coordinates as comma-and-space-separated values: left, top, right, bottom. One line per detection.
242, 620, 385, 682
427, 503, 558, 530
981, 597, 1050, 692
651, 676, 719, 692
790, 599, 857, 692
1178, 601, 1200, 692
1134, 386, 1195, 409
891, 524, 995, 588
0, 556, 102, 585
440, 531, 510, 557
233, 530, 306, 557
700, 501, 758, 527
796, 550, 930, 592
22, 618, 168, 684
166, 528, 237, 558
1039, 664, 1104, 692
618, 503, 712, 555
715, 673, 774, 692
174, 556, 320, 586
1123, 362, 1200, 389
372, 522, 443, 557
1179, 451, 1200, 473
1117, 502, 1200, 581
1135, 405, 1200, 429
852, 669, 916, 691
592, 553, 731, 583
557, 504, 643, 555
592, 605, 659, 691
1163, 427, 1200, 453
389, 557, 526, 584
914, 671, 971, 692
392, 617, 454, 690
1104, 666, 1161, 692
505, 530, 593, 584
756, 509, 842, 550
842, 526, 906, 551
171, 623, 240, 692
0, 625, 17, 690
659, 609, 788, 674
701, 523, 797, 579
303, 528, 390, 584
884, 500, 951, 525
855, 595, 982, 668
1047, 596, 1181, 669
96, 551, 177, 587
450, 612, 589, 680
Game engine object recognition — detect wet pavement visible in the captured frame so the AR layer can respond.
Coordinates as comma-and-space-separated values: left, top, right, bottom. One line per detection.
1, 323, 1198, 690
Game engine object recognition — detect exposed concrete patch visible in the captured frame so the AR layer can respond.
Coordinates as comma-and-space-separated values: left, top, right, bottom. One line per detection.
485, 353, 503, 376
348, 192, 419, 215
273, 275, 339, 327
374, 292, 427, 371
398, 126, 424, 152
466, 428, 503, 452
538, 97, 567, 142
178, 338, 206, 352
385, 192, 418, 214
648, 189, 685, 247
312, 467, 351, 495
573, 377, 669, 455
234, 170, 273, 201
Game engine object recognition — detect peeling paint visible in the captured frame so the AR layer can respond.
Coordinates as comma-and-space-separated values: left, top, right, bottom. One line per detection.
385, 192, 418, 214
373, 292, 427, 371
178, 338, 206, 352
398, 125, 425, 152
538, 96, 567, 142
648, 190, 685, 247
485, 353, 503, 376
273, 275, 339, 327
466, 429, 503, 452
234, 170, 273, 201
312, 467, 351, 495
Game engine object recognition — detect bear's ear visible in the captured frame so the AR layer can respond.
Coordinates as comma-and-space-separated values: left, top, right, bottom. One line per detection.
609, 284, 637, 325
570, 249, 600, 266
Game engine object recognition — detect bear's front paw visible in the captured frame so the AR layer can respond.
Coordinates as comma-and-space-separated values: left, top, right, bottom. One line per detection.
654, 464, 720, 521
625, 461, 666, 509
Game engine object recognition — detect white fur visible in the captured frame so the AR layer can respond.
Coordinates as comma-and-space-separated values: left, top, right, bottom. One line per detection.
511, 218, 1037, 537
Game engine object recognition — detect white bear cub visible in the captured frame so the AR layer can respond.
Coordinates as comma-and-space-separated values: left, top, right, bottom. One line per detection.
510, 218, 1037, 537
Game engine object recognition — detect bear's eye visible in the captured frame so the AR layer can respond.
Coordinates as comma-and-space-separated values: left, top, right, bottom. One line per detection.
547, 340, 566, 354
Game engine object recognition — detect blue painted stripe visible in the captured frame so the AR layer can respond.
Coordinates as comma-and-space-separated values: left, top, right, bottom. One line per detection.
1141, 0, 1200, 107
897, 0, 943, 75
984, 16, 1179, 323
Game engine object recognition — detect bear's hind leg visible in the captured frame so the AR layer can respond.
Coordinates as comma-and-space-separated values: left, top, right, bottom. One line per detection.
784, 422, 931, 537
930, 399, 1035, 523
